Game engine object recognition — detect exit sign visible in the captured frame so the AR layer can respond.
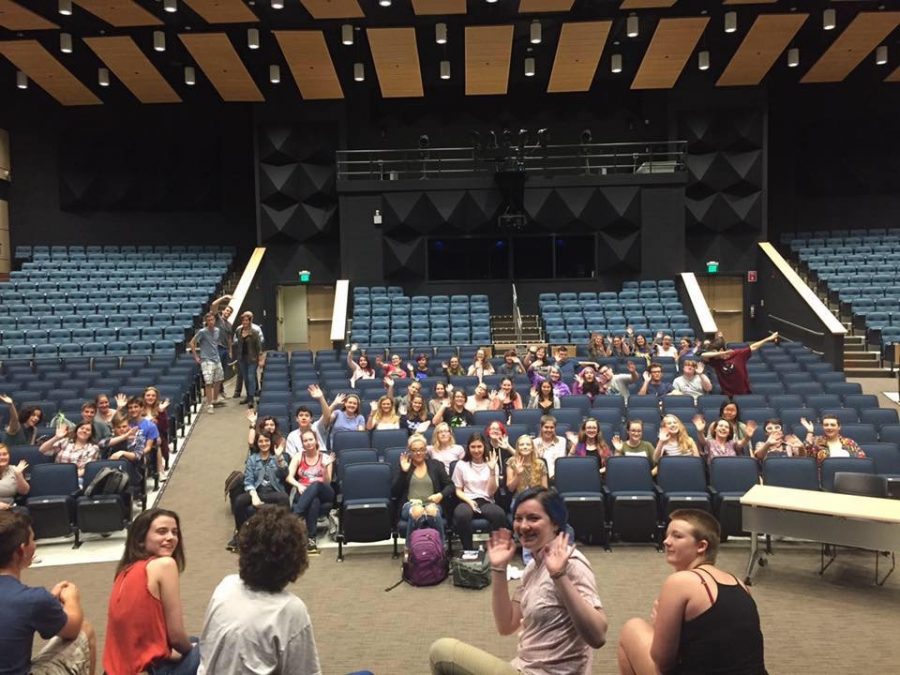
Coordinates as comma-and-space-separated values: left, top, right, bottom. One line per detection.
747, 270, 757, 283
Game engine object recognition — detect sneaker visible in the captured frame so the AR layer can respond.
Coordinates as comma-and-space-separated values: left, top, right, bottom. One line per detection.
307, 538, 319, 554
213, 400, 226, 407
226, 535, 238, 552
207, 404, 215, 414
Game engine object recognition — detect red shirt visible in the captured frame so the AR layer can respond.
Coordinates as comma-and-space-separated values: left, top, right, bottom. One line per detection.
103, 558, 171, 673
709, 347, 752, 397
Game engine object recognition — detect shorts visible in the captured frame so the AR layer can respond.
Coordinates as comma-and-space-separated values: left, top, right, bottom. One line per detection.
30, 631, 91, 675
201, 359, 224, 385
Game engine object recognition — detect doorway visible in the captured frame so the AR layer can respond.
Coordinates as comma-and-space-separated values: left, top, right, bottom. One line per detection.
699, 276, 744, 343
275, 284, 336, 352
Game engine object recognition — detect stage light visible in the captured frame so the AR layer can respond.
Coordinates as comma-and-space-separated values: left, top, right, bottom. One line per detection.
353, 63, 364, 82
16, 71, 27, 89
518, 129, 529, 147
98, 67, 110, 87
60, 33, 73, 54
248, 28, 260, 50
698, 50, 709, 71
581, 129, 592, 144
440, 60, 450, 80
342, 24, 354, 46
611, 53, 622, 73
436, 23, 447, 44
524, 57, 535, 77
488, 130, 498, 148
153, 31, 166, 52
164, 0, 177, 13
876, 45, 888, 66
184, 66, 196, 85
537, 128, 549, 148
419, 134, 430, 149
502, 129, 512, 147
787, 47, 799, 68
724, 12, 737, 33
58, 0, 72, 16
823, 9, 836, 31
530, 20, 541, 45
269, 65, 281, 83
271, 0, 284, 8
627, 14, 639, 38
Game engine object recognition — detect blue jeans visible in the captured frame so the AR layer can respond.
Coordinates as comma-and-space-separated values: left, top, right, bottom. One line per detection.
400, 501, 445, 542
241, 361, 258, 399
292, 482, 335, 539
147, 640, 200, 675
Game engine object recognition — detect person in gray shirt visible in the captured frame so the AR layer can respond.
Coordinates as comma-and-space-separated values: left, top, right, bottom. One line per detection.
190, 313, 224, 413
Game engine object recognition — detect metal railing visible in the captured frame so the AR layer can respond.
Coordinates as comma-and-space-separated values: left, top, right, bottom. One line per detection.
336, 141, 687, 181
512, 283, 523, 344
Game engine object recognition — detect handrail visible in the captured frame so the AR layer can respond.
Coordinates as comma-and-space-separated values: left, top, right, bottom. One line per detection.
331, 279, 350, 344
768, 315, 825, 337
679, 272, 718, 335
225, 246, 265, 319
512, 283, 523, 343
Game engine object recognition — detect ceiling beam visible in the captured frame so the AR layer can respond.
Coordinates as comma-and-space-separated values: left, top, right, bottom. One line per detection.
274, 31, 344, 100
73, 0, 162, 27
631, 17, 708, 90
0, 39, 101, 105
518, 0, 575, 13
547, 21, 611, 93
299, 0, 364, 20
0, 1, 58, 30
411, 0, 466, 15
179, 33, 264, 102
465, 24, 514, 95
181, 0, 259, 24
801, 11, 900, 83
717, 13, 807, 87
367, 27, 424, 98
83, 36, 181, 104
620, 0, 677, 8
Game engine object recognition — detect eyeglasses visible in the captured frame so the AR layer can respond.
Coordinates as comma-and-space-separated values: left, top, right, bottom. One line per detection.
765, 424, 782, 431
410, 448, 426, 454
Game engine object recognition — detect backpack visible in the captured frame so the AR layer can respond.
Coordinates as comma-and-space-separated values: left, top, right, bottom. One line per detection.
403, 528, 448, 587
450, 549, 491, 589
83, 467, 130, 498
224, 471, 245, 506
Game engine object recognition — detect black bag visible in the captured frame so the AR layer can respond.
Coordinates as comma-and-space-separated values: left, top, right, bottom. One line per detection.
225, 471, 244, 505
450, 550, 491, 589
83, 468, 130, 498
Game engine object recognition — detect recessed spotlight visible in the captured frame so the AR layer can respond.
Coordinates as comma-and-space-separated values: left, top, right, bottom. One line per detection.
823, 8, 836, 31
342, 24, 354, 46
164, 0, 177, 13
153, 31, 166, 52
16, 71, 27, 89
611, 53, 622, 74
524, 57, 535, 77
269, 65, 281, 83
698, 50, 709, 71
98, 67, 110, 87
627, 14, 639, 39
440, 60, 451, 80
248, 28, 260, 50
876, 45, 888, 66
724, 11, 737, 34
787, 47, 799, 68
60, 33, 73, 54
184, 66, 196, 86
354, 63, 365, 82
271, 0, 284, 8
530, 20, 542, 45
58, 0, 72, 16
379, 0, 391, 6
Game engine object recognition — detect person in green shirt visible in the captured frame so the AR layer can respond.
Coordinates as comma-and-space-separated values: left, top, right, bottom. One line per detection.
612, 419, 656, 462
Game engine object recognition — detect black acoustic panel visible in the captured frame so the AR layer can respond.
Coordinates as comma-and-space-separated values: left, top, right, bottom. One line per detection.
381, 192, 441, 235
260, 201, 337, 243
597, 229, 640, 273
686, 150, 762, 197
259, 162, 336, 207
682, 111, 763, 154
383, 236, 426, 281
524, 188, 580, 229
449, 190, 503, 231
685, 192, 762, 233
381, 189, 503, 234
581, 186, 642, 230
258, 126, 335, 166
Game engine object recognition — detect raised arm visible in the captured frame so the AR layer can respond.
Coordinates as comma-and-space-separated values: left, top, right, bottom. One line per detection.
487, 530, 523, 636
543, 535, 608, 648
749, 332, 779, 352
2, 395, 20, 435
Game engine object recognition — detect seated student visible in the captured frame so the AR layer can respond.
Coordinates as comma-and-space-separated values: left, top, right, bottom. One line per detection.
347, 344, 376, 387
609, 334, 631, 357
612, 419, 656, 461
700, 331, 780, 397
466, 383, 493, 413
406, 353, 432, 381
98, 413, 145, 480
528, 379, 560, 414
553, 346, 578, 381
4, 397, 44, 446
654, 415, 700, 462
387, 378, 422, 417
566, 418, 613, 472
497, 349, 525, 376
400, 393, 431, 436
286, 430, 334, 554
588, 361, 640, 403
533, 415, 569, 481
631, 334, 653, 363
284, 386, 333, 457
122, 395, 161, 465
638, 362, 673, 398
367, 395, 401, 430
678, 337, 699, 361
753, 418, 805, 459
467, 348, 495, 380
428, 381, 452, 418
430, 488, 607, 675
383, 353, 408, 380
671, 359, 713, 399
505, 435, 548, 497
394, 434, 453, 543
523, 345, 552, 375
801, 414, 866, 463
247, 412, 287, 455
441, 355, 466, 378
39, 422, 100, 483
715, 401, 749, 443
199, 507, 321, 675
142, 387, 171, 476
0, 511, 96, 675
104, 508, 199, 675
79, 401, 111, 443
451, 432, 507, 550
490, 377, 525, 421
694, 417, 756, 464
433, 389, 475, 429
326, 393, 366, 436
0, 443, 29, 512
586, 332, 610, 359
572, 365, 603, 401
228, 433, 290, 551
617, 509, 766, 675
529, 365, 571, 400
654, 335, 680, 361
427, 423, 464, 472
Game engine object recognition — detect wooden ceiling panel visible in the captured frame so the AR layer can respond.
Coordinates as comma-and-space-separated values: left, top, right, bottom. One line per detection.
182, 0, 258, 23
411, 0, 466, 15
367, 27, 423, 98
84, 36, 180, 103
717, 13, 807, 86
802, 12, 900, 83
886, 65, 900, 83
631, 17, 708, 89
274, 31, 343, 100
518, 0, 574, 13
179, 33, 264, 102
0, 40, 101, 105
547, 21, 611, 93
620, 0, 676, 8
74, 0, 162, 27
465, 25, 513, 96
299, 0, 364, 20
0, 1, 58, 30
723, 0, 777, 5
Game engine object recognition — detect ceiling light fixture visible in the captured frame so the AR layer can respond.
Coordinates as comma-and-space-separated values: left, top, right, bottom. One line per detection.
353, 62, 364, 82
787, 47, 799, 68
379, 0, 391, 6
342, 24, 354, 46
164, 0, 177, 13
269, 65, 281, 83
611, 53, 622, 73
530, 20, 542, 45
184, 66, 196, 85
98, 67, 110, 87
435, 23, 447, 45
876, 45, 888, 65
58, 0, 72, 16
524, 57, 535, 77
823, 8, 836, 31
153, 31, 165, 52
440, 60, 451, 80
16, 71, 27, 89
60, 33, 73, 54
486, 0, 498, 4
626, 14, 639, 39
248, 28, 260, 49
698, 50, 709, 71
724, 11, 737, 33
271, 0, 284, 8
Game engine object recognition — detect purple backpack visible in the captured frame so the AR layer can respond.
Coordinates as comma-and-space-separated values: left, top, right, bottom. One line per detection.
403, 528, 448, 587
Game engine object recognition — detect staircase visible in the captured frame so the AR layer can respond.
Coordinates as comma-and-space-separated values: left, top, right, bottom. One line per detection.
491, 314, 542, 350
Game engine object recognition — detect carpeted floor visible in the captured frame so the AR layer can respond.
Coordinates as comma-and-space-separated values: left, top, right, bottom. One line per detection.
23, 377, 900, 674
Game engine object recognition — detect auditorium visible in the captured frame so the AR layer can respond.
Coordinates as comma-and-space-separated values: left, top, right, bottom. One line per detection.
1, 1, 899, 673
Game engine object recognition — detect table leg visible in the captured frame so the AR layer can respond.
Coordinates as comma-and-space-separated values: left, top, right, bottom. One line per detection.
745, 530, 761, 586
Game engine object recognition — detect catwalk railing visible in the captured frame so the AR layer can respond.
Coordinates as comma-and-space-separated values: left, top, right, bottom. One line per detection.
336, 141, 687, 181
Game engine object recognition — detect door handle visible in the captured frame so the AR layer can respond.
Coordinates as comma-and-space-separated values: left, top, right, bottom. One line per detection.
712, 309, 742, 315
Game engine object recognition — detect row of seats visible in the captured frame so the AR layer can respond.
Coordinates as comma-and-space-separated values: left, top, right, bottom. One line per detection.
0, 340, 179, 360
1, 323, 190, 339
15, 244, 235, 258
